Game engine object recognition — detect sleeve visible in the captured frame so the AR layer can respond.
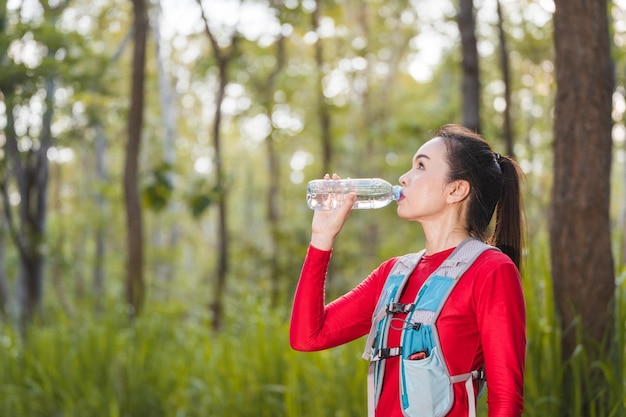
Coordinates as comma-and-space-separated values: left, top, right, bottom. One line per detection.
474, 255, 526, 417
289, 244, 395, 352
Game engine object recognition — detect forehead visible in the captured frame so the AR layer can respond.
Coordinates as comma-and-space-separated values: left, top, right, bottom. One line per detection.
413, 136, 447, 161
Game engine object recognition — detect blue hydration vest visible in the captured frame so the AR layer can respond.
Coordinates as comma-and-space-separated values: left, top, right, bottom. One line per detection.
362, 238, 498, 417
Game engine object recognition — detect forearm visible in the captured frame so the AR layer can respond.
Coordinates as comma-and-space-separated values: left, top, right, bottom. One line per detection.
289, 245, 333, 351
310, 232, 335, 251
289, 245, 380, 351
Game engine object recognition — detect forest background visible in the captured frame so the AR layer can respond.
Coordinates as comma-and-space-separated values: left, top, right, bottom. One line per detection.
1, 0, 626, 416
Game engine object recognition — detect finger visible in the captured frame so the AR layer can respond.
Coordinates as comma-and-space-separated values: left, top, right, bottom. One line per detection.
336, 192, 356, 217
345, 192, 357, 207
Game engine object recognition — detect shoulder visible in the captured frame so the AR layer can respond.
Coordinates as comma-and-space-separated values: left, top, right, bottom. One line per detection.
364, 254, 413, 297
472, 247, 517, 270
374, 256, 404, 279
377, 252, 422, 272
467, 248, 523, 295
465, 248, 521, 283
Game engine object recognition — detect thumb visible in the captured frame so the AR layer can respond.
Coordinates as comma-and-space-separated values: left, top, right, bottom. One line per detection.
337, 192, 357, 217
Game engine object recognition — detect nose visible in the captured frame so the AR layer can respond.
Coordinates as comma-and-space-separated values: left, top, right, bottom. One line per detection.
399, 172, 407, 186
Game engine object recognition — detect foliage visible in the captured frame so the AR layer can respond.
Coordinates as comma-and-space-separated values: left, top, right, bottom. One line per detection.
0, 300, 367, 417
184, 176, 222, 219
0, 240, 625, 416
143, 162, 174, 212
1, 0, 625, 415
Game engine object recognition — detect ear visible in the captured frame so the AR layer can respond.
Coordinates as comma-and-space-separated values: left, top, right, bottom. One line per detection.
447, 180, 470, 204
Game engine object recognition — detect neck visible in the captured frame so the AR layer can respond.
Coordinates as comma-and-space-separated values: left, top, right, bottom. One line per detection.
420, 216, 470, 255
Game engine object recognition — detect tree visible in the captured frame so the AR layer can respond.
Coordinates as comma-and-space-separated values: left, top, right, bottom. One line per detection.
349, 0, 415, 259
496, 0, 513, 157
93, 124, 109, 311
0, 1, 73, 325
457, 0, 480, 132
0, 217, 8, 316
151, 0, 179, 283
313, 0, 332, 175
196, 0, 239, 330
124, 0, 149, 316
0, 0, 10, 318
248, 0, 287, 306
88, 21, 134, 313
550, 0, 615, 412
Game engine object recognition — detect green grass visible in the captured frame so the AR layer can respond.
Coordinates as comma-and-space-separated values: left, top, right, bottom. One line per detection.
0, 302, 368, 417
0, 250, 624, 416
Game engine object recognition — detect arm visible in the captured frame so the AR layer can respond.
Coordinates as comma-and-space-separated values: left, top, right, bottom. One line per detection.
291, 173, 364, 350
289, 245, 386, 351
475, 259, 526, 417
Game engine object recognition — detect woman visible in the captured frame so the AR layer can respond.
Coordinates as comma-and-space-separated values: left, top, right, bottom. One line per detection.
290, 124, 526, 417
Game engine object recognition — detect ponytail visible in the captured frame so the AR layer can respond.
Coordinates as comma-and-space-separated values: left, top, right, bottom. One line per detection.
488, 156, 525, 272
437, 124, 526, 271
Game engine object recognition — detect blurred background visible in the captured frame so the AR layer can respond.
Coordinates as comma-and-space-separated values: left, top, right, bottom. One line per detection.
0, 0, 625, 416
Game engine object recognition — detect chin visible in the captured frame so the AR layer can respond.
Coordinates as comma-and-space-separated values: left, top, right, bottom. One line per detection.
396, 207, 410, 220
397, 207, 421, 223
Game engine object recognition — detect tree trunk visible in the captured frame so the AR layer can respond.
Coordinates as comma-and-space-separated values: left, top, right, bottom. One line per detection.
263, 25, 286, 307
90, 25, 131, 312
124, 0, 149, 316
210, 61, 229, 330
551, 0, 614, 412
313, 0, 332, 175
353, 2, 412, 260
0, 217, 8, 317
153, 1, 180, 282
51, 162, 76, 319
0, 95, 21, 318
354, 1, 381, 261
551, 0, 613, 356
93, 124, 108, 312
17, 259, 44, 325
1, 75, 54, 325
196, 0, 237, 330
496, 0, 513, 157
457, 0, 481, 132
0, 0, 8, 319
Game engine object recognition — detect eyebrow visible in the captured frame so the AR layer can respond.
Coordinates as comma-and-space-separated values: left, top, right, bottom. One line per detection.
413, 153, 431, 163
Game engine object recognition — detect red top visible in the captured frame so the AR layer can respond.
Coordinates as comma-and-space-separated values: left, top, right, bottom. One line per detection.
290, 244, 525, 417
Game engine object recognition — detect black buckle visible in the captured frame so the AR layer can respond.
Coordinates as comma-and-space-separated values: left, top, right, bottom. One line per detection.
375, 347, 402, 359
386, 303, 414, 314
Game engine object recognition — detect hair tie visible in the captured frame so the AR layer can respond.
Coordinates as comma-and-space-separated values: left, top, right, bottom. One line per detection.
494, 153, 502, 163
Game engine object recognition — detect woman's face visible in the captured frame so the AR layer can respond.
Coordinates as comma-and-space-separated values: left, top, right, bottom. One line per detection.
397, 136, 455, 221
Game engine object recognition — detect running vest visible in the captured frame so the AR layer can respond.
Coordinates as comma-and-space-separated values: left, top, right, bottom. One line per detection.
362, 238, 499, 417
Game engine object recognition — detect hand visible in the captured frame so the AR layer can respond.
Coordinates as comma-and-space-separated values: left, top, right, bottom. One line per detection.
310, 173, 356, 250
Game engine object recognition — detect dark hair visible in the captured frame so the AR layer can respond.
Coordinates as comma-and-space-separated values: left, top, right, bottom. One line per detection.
436, 124, 525, 270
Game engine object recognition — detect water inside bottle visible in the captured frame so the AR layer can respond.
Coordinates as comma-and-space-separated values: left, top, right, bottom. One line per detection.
307, 192, 346, 210
352, 193, 395, 209
307, 191, 394, 210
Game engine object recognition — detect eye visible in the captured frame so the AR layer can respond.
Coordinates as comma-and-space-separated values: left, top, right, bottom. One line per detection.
416, 161, 425, 170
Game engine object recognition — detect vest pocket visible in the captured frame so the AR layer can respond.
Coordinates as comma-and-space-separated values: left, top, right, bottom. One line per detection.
401, 347, 453, 417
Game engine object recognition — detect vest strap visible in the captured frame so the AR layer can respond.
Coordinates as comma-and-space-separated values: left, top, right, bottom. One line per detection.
450, 369, 484, 417
371, 346, 402, 361
367, 363, 376, 417
364, 238, 498, 416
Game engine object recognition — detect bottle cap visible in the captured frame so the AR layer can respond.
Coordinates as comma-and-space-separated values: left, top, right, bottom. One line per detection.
392, 185, 402, 201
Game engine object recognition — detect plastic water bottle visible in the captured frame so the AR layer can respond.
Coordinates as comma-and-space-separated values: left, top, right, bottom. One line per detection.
306, 178, 402, 210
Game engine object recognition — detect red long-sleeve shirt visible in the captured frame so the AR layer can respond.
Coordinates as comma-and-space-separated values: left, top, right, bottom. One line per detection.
290, 244, 526, 417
